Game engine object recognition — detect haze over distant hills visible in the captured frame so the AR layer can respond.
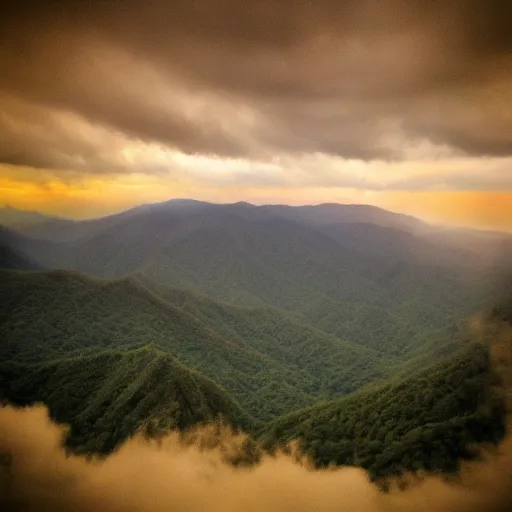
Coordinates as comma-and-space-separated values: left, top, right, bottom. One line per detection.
1, 199, 510, 479
0, 205, 65, 230
4, 199, 510, 258
2, 200, 509, 352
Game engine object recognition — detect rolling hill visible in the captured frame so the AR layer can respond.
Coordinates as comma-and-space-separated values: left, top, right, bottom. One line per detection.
0, 244, 41, 270
1, 269, 506, 475
260, 340, 506, 481
0, 269, 391, 422
2, 200, 503, 359
1, 200, 509, 477
1, 346, 250, 453
0, 205, 65, 230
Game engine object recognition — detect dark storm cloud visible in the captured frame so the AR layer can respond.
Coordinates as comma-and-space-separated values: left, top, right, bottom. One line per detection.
1, 0, 511, 173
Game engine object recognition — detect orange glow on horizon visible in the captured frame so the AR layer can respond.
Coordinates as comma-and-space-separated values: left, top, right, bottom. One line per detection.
1, 168, 511, 233
373, 190, 512, 233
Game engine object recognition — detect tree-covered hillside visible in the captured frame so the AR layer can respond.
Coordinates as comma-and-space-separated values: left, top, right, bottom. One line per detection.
0, 269, 391, 422
2, 200, 502, 359
0, 346, 250, 453
260, 341, 506, 481
0, 269, 508, 478
1, 201, 509, 480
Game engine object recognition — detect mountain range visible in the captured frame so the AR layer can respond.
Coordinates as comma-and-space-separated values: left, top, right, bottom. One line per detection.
1, 200, 510, 479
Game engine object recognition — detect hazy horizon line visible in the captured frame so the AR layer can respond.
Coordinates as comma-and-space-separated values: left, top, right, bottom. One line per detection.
2, 197, 512, 236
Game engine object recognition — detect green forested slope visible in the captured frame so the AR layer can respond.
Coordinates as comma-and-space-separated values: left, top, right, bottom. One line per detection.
0, 269, 389, 421
0, 268, 507, 478
3, 200, 497, 359
0, 346, 250, 453
260, 341, 506, 480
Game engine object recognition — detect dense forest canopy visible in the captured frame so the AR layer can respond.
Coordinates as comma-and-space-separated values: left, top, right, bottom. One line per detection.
0, 201, 510, 479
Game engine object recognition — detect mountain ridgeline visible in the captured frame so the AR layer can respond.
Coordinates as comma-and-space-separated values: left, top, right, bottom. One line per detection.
261, 341, 506, 480
3, 201, 508, 357
0, 200, 510, 479
1, 346, 251, 453
0, 270, 390, 423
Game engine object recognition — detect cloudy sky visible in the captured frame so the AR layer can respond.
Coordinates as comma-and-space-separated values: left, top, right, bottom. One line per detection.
1, 1, 511, 230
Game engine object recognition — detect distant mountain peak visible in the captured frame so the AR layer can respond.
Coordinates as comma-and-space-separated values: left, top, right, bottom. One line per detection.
0, 205, 65, 229
232, 201, 255, 207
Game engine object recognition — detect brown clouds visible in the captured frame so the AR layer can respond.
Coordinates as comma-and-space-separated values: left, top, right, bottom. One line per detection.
1, 1, 512, 182
0, 404, 511, 512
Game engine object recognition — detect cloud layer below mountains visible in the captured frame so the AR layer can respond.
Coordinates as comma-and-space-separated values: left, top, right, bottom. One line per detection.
1, 317, 512, 512
0, 403, 511, 512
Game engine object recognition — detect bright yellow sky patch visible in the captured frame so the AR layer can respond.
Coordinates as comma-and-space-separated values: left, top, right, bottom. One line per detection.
1, 165, 511, 233
374, 190, 512, 233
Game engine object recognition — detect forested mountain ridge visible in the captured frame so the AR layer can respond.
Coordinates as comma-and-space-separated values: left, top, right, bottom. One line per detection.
0, 205, 64, 230
2, 199, 505, 359
1, 201, 509, 481
0, 346, 251, 453
0, 269, 391, 421
11, 200, 423, 240
11, 200, 510, 267
1, 268, 507, 477
260, 340, 506, 481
